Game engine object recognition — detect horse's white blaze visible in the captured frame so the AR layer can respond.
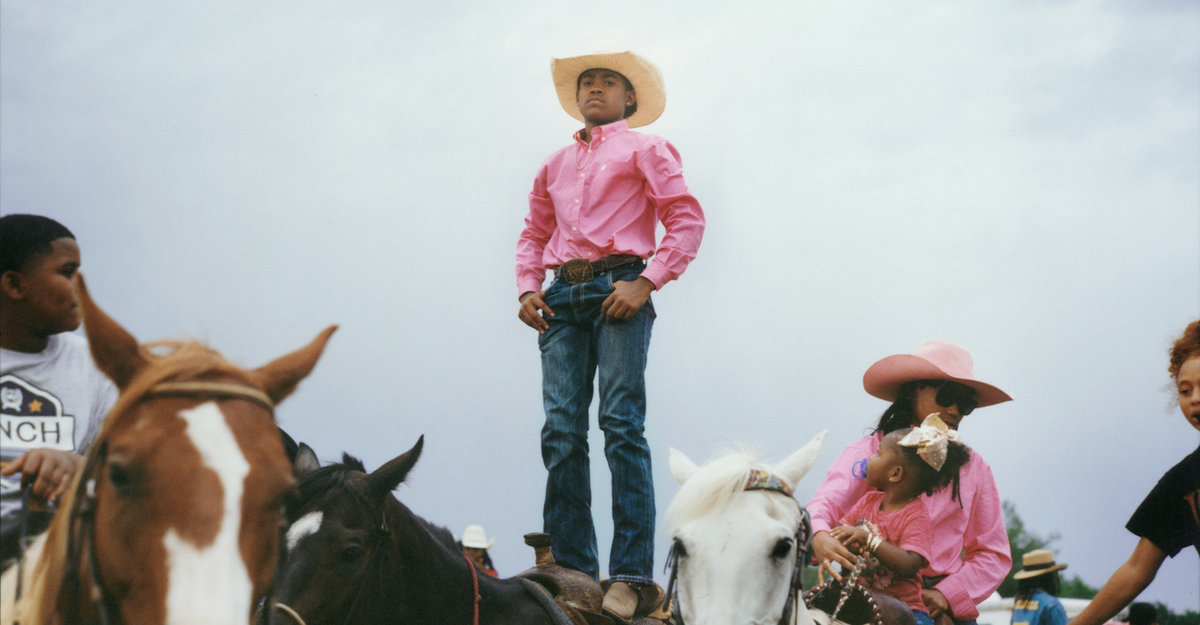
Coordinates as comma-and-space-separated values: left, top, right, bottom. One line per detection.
163, 402, 252, 624
288, 511, 324, 551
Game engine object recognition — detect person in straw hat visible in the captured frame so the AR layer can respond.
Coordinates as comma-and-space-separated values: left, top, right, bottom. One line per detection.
1010, 549, 1068, 625
515, 42, 704, 622
806, 340, 1014, 625
459, 524, 498, 577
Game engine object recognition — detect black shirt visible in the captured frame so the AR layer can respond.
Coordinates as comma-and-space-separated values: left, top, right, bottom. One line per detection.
1126, 444, 1200, 558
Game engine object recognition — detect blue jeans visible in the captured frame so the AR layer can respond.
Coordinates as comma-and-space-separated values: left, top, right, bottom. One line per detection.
912, 610, 933, 625
538, 262, 656, 585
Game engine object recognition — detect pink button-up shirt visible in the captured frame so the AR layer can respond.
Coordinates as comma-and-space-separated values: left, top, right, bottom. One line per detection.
516, 120, 705, 296
806, 432, 1012, 621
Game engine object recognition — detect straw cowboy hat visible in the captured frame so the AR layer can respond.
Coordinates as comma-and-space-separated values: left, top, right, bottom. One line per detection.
551, 42, 666, 129
461, 524, 495, 550
862, 340, 1013, 408
1013, 549, 1068, 580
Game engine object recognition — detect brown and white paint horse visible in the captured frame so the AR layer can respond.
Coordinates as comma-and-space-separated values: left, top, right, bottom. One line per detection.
1, 276, 336, 625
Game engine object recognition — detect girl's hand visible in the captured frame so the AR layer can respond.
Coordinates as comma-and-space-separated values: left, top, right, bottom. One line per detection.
829, 525, 869, 554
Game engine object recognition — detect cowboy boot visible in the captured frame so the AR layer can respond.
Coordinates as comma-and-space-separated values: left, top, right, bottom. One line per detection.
602, 582, 640, 623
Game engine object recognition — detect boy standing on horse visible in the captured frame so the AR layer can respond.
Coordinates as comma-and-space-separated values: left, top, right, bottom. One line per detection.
0, 214, 118, 567
515, 44, 704, 621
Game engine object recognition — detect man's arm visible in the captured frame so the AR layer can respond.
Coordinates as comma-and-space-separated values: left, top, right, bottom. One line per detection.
636, 139, 704, 290
0, 449, 84, 503
1067, 537, 1166, 625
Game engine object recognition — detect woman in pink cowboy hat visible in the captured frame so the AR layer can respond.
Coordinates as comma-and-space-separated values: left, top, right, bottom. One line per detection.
806, 340, 1013, 625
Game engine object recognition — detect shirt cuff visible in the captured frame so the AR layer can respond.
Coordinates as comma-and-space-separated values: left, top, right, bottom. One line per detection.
518, 278, 545, 298
935, 576, 978, 621
639, 263, 668, 290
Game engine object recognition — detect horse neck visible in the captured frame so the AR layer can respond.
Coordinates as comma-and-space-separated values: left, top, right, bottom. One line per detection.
384, 500, 482, 624
384, 502, 544, 625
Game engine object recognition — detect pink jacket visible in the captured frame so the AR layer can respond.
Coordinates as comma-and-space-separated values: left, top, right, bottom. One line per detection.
806, 432, 1011, 621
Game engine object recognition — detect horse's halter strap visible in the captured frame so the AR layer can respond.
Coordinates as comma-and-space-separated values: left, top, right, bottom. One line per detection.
745, 469, 795, 497
144, 381, 276, 416
665, 471, 813, 625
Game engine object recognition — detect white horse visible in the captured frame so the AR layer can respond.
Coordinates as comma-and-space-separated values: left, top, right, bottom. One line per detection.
665, 430, 826, 625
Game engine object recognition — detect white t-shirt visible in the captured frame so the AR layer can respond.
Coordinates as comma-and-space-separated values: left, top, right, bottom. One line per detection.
1, 333, 118, 527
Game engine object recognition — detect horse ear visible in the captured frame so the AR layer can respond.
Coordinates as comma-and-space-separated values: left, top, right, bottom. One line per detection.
773, 430, 828, 489
249, 325, 338, 404
366, 435, 424, 498
78, 274, 148, 389
669, 448, 699, 485
294, 443, 321, 476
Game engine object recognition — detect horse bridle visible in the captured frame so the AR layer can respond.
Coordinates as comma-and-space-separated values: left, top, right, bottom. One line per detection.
59, 381, 276, 625
664, 470, 813, 625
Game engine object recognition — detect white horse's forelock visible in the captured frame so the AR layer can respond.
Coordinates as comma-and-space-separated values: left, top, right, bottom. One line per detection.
666, 449, 773, 533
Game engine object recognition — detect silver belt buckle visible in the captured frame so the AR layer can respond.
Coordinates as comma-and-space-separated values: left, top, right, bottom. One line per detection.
560, 258, 594, 284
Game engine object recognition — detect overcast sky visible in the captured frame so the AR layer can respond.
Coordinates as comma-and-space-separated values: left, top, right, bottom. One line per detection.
2, 0, 1197, 613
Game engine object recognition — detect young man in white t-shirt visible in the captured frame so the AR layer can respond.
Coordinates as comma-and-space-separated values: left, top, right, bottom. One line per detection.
0, 214, 117, 565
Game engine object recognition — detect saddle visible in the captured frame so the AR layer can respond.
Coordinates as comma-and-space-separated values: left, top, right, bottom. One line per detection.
804, 579, 915, 625
515, 533, 672, 625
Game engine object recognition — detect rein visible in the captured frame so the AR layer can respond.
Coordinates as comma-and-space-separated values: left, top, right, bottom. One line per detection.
60, 380, 277, 625
664, 471, 813, 625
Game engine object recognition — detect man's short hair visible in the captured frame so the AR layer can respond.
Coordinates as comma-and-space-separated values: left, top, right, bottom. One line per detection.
0, 214, 75, 274
1128, 602, 1158, 625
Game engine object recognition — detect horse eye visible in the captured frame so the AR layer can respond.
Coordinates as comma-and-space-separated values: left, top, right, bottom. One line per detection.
108, 463, 134, 493
771, 538, 793, 560
340, 544, 365, 563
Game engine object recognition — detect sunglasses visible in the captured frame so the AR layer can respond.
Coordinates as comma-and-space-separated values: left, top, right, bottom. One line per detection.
930, 381, 979, 416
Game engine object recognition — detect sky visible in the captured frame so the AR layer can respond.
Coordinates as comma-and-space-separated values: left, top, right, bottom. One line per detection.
2, 0, 1197, 613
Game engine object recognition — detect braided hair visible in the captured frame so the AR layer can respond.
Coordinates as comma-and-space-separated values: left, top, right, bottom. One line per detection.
873, 381, 922, 435
896, 436, 971, 500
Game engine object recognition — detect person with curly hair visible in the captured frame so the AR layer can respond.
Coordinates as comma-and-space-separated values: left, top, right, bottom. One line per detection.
1069, 320, 1200, 625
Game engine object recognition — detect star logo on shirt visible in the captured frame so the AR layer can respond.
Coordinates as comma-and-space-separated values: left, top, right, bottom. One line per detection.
28, 399, 44, 413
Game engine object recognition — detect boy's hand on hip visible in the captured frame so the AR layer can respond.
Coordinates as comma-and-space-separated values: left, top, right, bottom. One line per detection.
518, 290, 554, 334
602, 277, 654, 323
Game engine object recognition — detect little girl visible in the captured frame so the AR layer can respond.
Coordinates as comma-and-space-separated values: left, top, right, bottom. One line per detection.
828, 413, 971, 625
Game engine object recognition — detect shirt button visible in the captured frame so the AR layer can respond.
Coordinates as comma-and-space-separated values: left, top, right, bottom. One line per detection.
601, 137, 606, 142
601, 165, 606, 171
586, 252, 593, 257
572, 227, 577, 231
575, 198, 580, 203
580, 173, 585, 178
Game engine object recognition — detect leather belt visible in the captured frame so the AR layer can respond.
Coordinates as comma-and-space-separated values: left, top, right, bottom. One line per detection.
555, 254, 641, 285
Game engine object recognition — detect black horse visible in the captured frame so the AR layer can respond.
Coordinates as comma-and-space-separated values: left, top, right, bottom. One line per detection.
264, 436, 559, 625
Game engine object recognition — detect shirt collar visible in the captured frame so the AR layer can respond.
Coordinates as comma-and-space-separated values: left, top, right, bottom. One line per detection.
574, 119, 630, 145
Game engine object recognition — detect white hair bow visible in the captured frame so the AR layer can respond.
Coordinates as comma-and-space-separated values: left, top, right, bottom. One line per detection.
898, 413, 961, 471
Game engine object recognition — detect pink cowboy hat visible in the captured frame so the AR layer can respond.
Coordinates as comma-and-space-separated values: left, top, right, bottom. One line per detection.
862, 340, 1013, 408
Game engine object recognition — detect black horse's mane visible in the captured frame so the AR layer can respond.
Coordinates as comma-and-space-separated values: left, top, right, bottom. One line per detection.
288, 452, 462, 559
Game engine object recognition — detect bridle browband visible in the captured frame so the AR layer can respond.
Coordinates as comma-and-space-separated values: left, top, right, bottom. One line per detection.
664, 470, 813, 625
60, 380, 277, 625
